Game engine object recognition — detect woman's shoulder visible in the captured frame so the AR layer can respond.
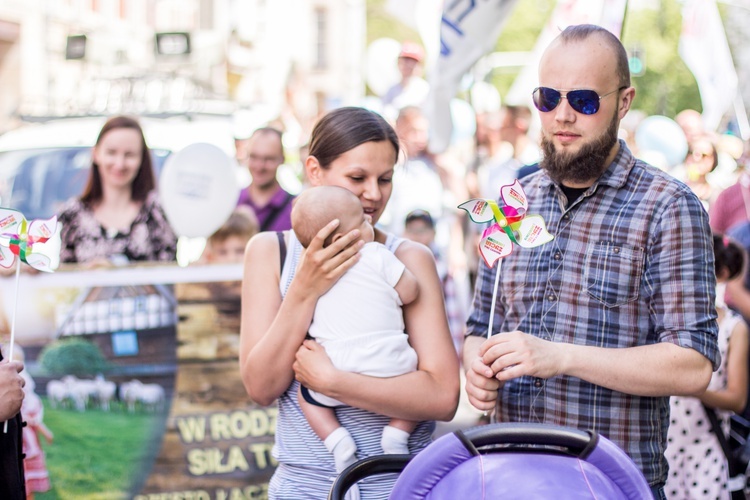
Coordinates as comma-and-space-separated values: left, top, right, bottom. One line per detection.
57, 198, 88, 227
58, 197, 85, 217
393, 238, 435, 261
142, 190, 164, 211
245, 231, 285, 260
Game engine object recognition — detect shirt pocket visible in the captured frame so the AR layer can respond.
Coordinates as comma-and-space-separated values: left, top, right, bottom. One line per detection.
584, 242, 644, 308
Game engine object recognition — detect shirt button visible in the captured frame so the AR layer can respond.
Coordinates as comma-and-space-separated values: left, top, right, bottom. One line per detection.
547, 295, 554, 301
534, 378, 543, 388
614, 247, 620, 254
563, 214, 570, 220
554, 253, 561, 260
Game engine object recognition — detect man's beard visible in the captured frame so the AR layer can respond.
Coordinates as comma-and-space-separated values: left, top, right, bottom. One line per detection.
540, 111, 619, 185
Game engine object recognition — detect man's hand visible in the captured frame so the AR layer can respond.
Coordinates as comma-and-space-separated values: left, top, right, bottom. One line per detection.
464, 354, 501, 412
480, 331, 565, 382
0, 361, 25, 421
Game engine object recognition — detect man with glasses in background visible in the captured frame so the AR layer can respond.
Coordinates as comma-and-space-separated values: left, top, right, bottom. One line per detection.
237, 127, 295, 232
463, 24, 718, 499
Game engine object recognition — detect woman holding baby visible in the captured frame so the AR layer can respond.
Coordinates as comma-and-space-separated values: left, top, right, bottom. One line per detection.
239, 107, 459, 499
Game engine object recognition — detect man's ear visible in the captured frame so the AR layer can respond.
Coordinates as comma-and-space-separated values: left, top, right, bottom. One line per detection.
305, 155, 323, 186
618, 87, 636, 119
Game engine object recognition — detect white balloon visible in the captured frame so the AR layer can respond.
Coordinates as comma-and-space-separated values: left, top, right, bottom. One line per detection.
366, 38, 402, 97
634, 115, 688, 168
159, 143, 240, 238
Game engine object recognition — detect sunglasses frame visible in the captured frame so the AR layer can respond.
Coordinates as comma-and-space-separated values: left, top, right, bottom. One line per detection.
532, 86, 627, 115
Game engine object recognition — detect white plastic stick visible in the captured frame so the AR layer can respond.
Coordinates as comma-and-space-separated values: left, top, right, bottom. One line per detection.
3, 260, 21, 433
487, 259, 502, 339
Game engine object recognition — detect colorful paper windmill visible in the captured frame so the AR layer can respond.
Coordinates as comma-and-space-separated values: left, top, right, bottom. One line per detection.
458, 180, 553, 337
0, 208, 61, 273
459, 180, 554, 268
0, 208, 60, 432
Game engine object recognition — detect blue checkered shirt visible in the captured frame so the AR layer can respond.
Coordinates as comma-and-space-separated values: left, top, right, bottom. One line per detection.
466, 141, 719, 487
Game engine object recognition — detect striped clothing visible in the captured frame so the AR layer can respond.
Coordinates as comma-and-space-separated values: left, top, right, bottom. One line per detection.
466, 140, 719, 488
271, 232, 434, 499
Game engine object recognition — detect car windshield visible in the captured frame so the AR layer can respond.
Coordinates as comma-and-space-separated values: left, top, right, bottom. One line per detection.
0, 147, 170, 220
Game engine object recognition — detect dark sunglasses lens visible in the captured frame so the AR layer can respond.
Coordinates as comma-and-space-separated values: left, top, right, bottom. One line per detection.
533, 87, 561, 112
567, 90, 600, 115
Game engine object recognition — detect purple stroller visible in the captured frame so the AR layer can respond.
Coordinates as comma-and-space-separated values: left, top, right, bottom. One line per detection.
328, 423, 652, 499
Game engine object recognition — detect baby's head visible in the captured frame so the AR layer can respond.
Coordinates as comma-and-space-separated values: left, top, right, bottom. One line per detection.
292, 186, 373, 248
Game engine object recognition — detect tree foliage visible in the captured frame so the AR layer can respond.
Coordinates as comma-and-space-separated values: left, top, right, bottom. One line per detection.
39, 338, 109, 376
620, 0, 701, 118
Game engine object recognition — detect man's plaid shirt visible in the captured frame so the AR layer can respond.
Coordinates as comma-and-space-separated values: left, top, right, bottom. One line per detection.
466, 141, 719, 487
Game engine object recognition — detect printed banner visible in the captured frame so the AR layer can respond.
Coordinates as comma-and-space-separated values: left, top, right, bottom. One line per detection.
679, 0, 738, 132
426, 0, 520, 154
0, 263, 275, 500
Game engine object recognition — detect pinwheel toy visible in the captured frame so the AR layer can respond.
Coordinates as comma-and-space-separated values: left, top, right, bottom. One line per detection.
458, 180, 554, 338
0, 208, 60, 432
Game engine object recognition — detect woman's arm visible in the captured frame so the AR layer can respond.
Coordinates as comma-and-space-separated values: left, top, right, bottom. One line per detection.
701, 319, 749, 414
293, 240, 460, 422
239, 222, 363, 406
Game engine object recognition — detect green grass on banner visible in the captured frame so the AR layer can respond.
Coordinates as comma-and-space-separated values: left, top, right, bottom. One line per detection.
36, 397, 162, 500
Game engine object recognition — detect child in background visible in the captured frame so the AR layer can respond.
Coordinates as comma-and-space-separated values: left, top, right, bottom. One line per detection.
665, 234, 749, 499
201, 206, 259, 265
291, 186, 420, 500
403, 209, 466, 357
12, 346, 53, 500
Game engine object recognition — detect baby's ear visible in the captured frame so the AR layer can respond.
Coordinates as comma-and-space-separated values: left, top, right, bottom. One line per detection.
330, 232, 343, 244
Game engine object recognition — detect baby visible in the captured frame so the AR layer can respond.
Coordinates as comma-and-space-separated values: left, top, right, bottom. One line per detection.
291, 186, 419, 482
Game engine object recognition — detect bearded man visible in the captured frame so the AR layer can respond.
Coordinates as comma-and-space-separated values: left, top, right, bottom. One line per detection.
463, 24, 718, 500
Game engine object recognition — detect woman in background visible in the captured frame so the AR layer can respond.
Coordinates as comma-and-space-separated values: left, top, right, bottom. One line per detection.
665, 234, 749, 499
58, 115, 177, 265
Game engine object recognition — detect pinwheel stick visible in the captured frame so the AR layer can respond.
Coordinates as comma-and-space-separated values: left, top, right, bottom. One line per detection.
3, 259, 21, 433
487, 260, 502, 339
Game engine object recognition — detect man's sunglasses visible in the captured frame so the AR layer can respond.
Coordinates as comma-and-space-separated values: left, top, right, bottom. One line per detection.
532, 86, 626, 115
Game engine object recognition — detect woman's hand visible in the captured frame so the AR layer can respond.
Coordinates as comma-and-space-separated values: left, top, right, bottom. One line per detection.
289, 219, 363, 299
293, 339, 339, 394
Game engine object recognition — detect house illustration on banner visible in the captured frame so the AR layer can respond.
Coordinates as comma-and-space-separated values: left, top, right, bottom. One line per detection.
55, 284, 178, 371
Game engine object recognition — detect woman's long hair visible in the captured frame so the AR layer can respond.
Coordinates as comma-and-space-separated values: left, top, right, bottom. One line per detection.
81, 115, 155, 204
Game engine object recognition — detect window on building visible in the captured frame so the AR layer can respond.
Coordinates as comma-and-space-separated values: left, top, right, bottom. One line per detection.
112, 330, 139, 356
136, 296, 147, 312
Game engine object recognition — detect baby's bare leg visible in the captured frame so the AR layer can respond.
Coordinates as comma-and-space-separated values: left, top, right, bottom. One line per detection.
297, 386, 359, 479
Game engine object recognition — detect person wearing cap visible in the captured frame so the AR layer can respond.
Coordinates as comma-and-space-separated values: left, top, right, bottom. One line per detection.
381, 41, 430, 114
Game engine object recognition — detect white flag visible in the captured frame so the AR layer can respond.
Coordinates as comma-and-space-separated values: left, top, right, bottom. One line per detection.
425, 0, 520, 154
678, 0, 738, 132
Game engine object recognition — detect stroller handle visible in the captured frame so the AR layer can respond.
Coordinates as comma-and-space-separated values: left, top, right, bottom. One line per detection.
328, 454, 413, 500
462, 422, 598, 458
